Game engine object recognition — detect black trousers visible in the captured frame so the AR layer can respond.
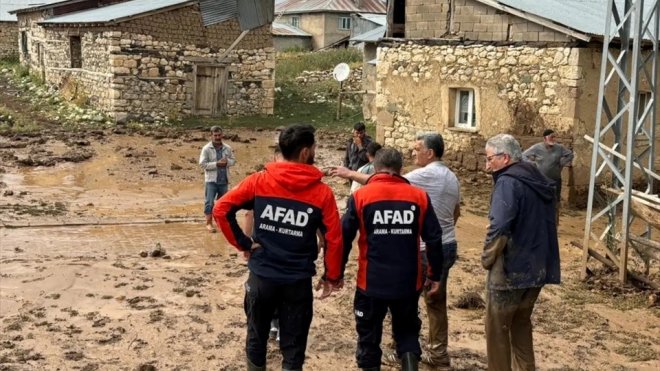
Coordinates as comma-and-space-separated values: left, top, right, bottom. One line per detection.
354, 290, 422, 368
244, 272, 313, 369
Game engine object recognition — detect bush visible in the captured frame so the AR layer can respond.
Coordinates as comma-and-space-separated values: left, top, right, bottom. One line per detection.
276, 48, 363, 82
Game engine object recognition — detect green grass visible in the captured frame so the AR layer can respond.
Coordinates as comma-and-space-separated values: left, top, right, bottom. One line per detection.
276, 49, 363, 83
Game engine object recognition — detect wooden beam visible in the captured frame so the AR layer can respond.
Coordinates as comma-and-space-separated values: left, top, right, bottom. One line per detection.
217, 30, 250, 62
570, 241, 660, 289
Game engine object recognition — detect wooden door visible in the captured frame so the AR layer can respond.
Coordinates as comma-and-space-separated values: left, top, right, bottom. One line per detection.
193, 65, 228, 116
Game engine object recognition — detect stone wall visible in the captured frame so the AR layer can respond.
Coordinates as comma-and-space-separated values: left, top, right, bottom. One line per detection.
17, 4, 275, 121
405, 0, 571, 42
374, 40, 585, 201
0, 22, 18, 59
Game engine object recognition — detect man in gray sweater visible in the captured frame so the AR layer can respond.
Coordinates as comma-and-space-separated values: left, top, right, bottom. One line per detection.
522, 129, 573, 206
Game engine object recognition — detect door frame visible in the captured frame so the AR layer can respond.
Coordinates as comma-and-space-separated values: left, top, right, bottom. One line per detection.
192, 63, 229, 116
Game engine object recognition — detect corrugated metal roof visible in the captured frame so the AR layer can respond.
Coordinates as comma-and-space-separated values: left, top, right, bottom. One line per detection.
272, 21, 311, 36
1, 0, 61, 21
38, 0, 193, 24
357, 12, 385, 26
350, 24, 384, 42
276, 0, 386, 14
199, 0, 236, 26
237, 0, 274, 30
486, 0, 657, 38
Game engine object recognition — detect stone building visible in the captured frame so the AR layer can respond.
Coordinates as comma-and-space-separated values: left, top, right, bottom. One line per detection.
374, 0, 659, 205
1, 1, 62, 59
11, 0, 275, 122
275, 0, 386, 50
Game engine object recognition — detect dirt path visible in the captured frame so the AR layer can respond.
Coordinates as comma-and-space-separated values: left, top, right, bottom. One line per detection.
1, 129, 659, 370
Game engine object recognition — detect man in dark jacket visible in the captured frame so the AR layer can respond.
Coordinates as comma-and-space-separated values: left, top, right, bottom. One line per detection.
341, 147, 444, 371
482, 134, 560, 371
344, 122, 373, 170
213, 124, 343, 371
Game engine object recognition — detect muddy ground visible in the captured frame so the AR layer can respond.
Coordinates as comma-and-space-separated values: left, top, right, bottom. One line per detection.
1, 78, 659, 371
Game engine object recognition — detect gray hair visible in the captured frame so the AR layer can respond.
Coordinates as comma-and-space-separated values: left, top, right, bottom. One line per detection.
210, 125, 223, 133
373, 147, 403, 174
416, 132, 445, 159
485, 134, 522, 162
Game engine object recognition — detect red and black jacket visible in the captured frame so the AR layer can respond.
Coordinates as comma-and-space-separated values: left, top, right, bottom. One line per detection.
341, 173, 444, 299
213, 162, 343, 283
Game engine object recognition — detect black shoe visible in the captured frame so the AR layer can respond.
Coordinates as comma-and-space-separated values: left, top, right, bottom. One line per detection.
247, 358, 266, 371
401, 352, 419, 371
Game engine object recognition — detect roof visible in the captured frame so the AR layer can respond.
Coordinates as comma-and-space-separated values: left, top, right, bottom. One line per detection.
478, 0, 658, 40
350, 24, 385, 42
1, 0, 61, 21
38, 0, 194, 25
272, 21, 311, 37
356, 12, 385, 26
276, 0, 386, 15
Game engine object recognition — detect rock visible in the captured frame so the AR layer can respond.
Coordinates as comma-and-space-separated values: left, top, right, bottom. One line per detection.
150, 243, 165, 258
139, 251, 149, 258
170, 164, 182, 171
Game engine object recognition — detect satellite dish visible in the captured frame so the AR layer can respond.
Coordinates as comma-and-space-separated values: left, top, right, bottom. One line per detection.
332, 63, 351, 82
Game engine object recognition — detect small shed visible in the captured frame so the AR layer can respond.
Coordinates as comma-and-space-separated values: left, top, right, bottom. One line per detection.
272, 21, 312, 51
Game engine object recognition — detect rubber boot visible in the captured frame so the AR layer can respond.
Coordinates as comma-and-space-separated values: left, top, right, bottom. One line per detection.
247, 358, 266, 371
401, 352, 418, 371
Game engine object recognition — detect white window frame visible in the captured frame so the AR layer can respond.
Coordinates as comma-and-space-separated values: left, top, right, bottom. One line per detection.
291, 16, 300, 28
454, 88, 476, 128
339, 17, 351, 30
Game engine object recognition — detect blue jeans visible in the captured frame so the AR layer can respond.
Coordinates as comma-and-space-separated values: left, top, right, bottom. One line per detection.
204, 182, 228, 215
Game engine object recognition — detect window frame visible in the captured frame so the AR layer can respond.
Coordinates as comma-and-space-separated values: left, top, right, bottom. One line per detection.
291, 16, 300, 28
338, 16, 351, 31
454, 88, 476, 129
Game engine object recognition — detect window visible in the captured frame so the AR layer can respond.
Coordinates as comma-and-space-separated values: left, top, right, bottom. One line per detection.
637, 91, 652, 120
291, 16, 300, 28
338, 17, 351, 30
455, 89, 476, 128
70, 36, 82, 68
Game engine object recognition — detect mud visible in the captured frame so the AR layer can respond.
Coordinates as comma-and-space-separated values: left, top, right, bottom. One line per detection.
0, 127, 659, 370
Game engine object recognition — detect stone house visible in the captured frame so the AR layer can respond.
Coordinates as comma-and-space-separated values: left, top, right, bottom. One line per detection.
11, 0, 275, 122
1, 1, 62, 59
374, 0, 659, 205
275, 0, 386, 50
351, 24, 385, 120
272, 21, 312, 51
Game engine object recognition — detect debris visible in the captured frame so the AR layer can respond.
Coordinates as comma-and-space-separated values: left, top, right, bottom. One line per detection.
454, 291, 486, 309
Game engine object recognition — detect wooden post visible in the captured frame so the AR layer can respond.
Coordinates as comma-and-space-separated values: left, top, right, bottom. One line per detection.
336, 80, 343, 120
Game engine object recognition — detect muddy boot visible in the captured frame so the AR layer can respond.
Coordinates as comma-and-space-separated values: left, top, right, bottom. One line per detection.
401, 353, 418, 371
247, 358, 266, 371
205, 214, 216, 233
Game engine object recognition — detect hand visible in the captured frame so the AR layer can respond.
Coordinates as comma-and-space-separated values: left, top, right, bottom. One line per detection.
424, 279, 441, 297
216, 158, 228, 167
330, 166, 352, 179
242, 241, 262, 261
315, 278, 343, 299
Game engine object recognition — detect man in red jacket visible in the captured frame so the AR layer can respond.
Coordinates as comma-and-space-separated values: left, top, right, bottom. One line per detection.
213, 124, 343, 371
340, 147, 444, 371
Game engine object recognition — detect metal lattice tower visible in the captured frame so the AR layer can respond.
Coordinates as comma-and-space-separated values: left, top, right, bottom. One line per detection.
583, 0, 659, 285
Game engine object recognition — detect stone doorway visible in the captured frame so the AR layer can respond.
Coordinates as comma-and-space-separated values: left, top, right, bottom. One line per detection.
193, 64, 228, 116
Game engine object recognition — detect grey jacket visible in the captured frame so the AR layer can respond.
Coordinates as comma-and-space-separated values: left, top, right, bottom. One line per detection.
199, 141, 236, 183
